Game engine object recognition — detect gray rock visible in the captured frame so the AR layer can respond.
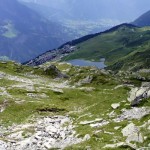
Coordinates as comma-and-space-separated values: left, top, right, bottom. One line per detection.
147, 90, 150, 98
44, 65, 68, 78
3, 116, 83, 150
114, 126, 121, 130
128, 87, 139, 102
126, 133, 143, 143
0, 71, 6, 78
79, 118, 102, 125
114, 107, 150, 122
0, 140, 7, 150
122, 123, 143, 143
0, 107, 6, 113
128, 85, 150, 106
83, 134, 91, 141
111, 103, 120, 109
108, 110, 117, 118
44, 142, 52, 149
77, 75, 93, 85
51, 88, 64, 94
142, 82, 150, 87
103, 142, 137, 149
90, 120, 109, 128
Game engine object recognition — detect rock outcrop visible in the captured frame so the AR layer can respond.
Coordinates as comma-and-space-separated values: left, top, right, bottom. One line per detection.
79, 119, 109, 128
44, 65, 68, 78
114, 107, 150, 122
0, 116, 84, 150
111, 103, 120, 109
25, 45, 76, 66
122, 123, 143, 143
0, 140, 7, 150
128, 82, 150, 106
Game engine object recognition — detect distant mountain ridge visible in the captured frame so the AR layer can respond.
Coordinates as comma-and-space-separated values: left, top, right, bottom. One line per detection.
0, 0, 71, 62
19, 0, 150, 22
133, 10, 150, 27
19, 0, 120, 38
24, 23, 136, 66
24, 23, 150, 72
19, 0, 150, 44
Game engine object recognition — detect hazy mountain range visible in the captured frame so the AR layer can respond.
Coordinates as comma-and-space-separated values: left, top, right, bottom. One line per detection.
19, 0, 150, 22
134, 10, 150, 27
0, 0, 150, 62
0, 0, 73, 62
19, 0, 150, 38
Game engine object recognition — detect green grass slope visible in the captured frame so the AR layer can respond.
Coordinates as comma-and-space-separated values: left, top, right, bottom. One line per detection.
0, 61, 149, 149
62, 24, 150, 71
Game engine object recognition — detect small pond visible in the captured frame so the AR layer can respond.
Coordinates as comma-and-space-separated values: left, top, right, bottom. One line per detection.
67, 58, 106, 69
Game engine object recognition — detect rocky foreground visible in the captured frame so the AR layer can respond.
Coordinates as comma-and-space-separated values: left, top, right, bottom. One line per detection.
0, 116, 86, 150
0, 61, 150, 149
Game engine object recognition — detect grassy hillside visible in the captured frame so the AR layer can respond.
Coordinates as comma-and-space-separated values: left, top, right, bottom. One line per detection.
0, 61, 149, 149
62, 24, 150, 71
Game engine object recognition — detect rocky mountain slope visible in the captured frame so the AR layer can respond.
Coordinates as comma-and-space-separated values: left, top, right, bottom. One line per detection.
0, 60, 149, 149
0, 0, 71, 62
25, 23, 150, 72
133, 10, 150, 27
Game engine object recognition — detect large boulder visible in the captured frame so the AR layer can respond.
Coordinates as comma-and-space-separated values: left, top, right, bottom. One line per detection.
128, 82, 150, 106
122, 123, 143, 143
114, 107, 150, 122
44, 65, 68, 78
0, 140, 7, 150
